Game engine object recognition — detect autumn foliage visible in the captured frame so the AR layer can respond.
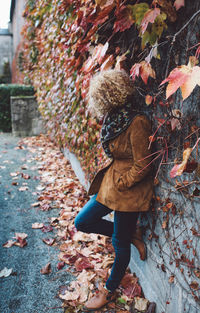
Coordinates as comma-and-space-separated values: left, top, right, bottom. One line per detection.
19, 0, 200, 306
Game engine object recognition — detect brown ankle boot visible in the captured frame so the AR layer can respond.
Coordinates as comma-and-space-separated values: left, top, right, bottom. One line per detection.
83, 284, 116, 311
132, 227, 147, 261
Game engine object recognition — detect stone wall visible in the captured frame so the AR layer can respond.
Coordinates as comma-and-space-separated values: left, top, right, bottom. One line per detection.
11, 96, 45, 137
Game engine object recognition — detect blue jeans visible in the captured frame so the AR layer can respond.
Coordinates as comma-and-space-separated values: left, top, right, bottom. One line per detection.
74, 194, 139, 292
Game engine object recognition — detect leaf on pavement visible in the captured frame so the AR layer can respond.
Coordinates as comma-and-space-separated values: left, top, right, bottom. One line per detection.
14, 232, 28, 239
40, 262, 51, 275
0, 267, 13, 278
13, 232, 28, 247
3, 240, 16, 248
75, 257, 94, 271
32, 222, 44, 229
57, 261, 65, 270
10, 172, 19, 177
42, 238, 55, 245
134, 296, 149, 311
41, 225, 53, 232
18, 186, 29, 191
31, 202, 40, 207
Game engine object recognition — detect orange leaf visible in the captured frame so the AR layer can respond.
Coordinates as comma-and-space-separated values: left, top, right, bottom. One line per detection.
161, 67, 188, 98
161, 58, 200, 100
130, 61, 155, 84
180, 66, 200, 99
140, 61, 156, 84
170, 148, 192, 178
140, 8, 160, 35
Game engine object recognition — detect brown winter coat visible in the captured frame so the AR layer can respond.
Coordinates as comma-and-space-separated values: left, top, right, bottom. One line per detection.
88, 115, 154, 212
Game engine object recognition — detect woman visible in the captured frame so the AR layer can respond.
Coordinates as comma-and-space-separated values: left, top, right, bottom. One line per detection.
74, 69, 154, 311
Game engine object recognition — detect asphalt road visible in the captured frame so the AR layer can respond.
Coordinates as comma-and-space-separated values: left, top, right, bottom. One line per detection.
0, 133, 72, 313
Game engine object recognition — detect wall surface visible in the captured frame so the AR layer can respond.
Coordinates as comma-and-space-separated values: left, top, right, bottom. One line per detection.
11, 96, 46, 137
0, 31, 12, 75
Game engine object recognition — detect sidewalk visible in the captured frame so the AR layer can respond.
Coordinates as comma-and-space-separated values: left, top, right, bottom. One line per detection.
0, 133, 73, 313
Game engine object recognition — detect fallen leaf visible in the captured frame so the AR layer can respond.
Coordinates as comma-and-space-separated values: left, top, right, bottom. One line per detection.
14, 232, 28, 239
18, 186, 29, 191
42, 238, 55, 245
57, 261, 65, 270
42, 225, 53, 232
3, 240, 15, 248
134, 297, 149, 311
59, 289, 79, 301
13, 232, 28, 247
40, 263, 51, 275
75, 257, 94, 271
0, 267, 13, 278
31, 202, 40, 207
10, 172, 19, 177
32, 222, 44, 229
21, 173, 30, 179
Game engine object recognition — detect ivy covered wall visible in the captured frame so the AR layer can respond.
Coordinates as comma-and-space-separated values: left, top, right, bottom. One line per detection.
19, 1, 200, 311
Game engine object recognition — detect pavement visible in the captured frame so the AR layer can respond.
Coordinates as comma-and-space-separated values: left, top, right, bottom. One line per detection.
0, 133, 72, 313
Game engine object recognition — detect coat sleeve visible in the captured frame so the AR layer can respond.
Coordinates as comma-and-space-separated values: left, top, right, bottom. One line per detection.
116, 116, 152, 191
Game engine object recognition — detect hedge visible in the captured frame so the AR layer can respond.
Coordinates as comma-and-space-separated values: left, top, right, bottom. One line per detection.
0, 84, 35, 132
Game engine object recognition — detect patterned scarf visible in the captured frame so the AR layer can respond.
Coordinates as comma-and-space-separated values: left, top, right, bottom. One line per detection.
100, 102, 139, 158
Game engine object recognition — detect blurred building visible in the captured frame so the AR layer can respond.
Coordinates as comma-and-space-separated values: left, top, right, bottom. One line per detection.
0, 28, 12, 77
10, 0, 26, 57
0, 0, 26, 82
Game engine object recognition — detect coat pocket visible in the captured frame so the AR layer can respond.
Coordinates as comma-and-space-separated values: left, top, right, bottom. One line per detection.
113, 168, 128, 192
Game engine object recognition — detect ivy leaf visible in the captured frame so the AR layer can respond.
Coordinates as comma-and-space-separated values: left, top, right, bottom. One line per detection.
174, 0, 185, 11
130, 61, 156, 84
130, 3, 149, 26
170, 148, 192, 178
140, 8, 161, 35
161, 57, 200, 100
100, 55, 115, 71
114, 5, 135, 33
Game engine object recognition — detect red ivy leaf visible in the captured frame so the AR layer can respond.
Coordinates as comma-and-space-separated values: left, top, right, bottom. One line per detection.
140, 8, 160, 35
114, 6, 134, 33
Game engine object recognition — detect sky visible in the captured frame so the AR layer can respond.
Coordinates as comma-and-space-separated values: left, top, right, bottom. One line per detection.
0, 0, 12, 28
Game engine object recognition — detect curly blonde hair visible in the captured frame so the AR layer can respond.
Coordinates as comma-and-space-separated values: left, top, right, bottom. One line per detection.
88, 69, 135, 117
